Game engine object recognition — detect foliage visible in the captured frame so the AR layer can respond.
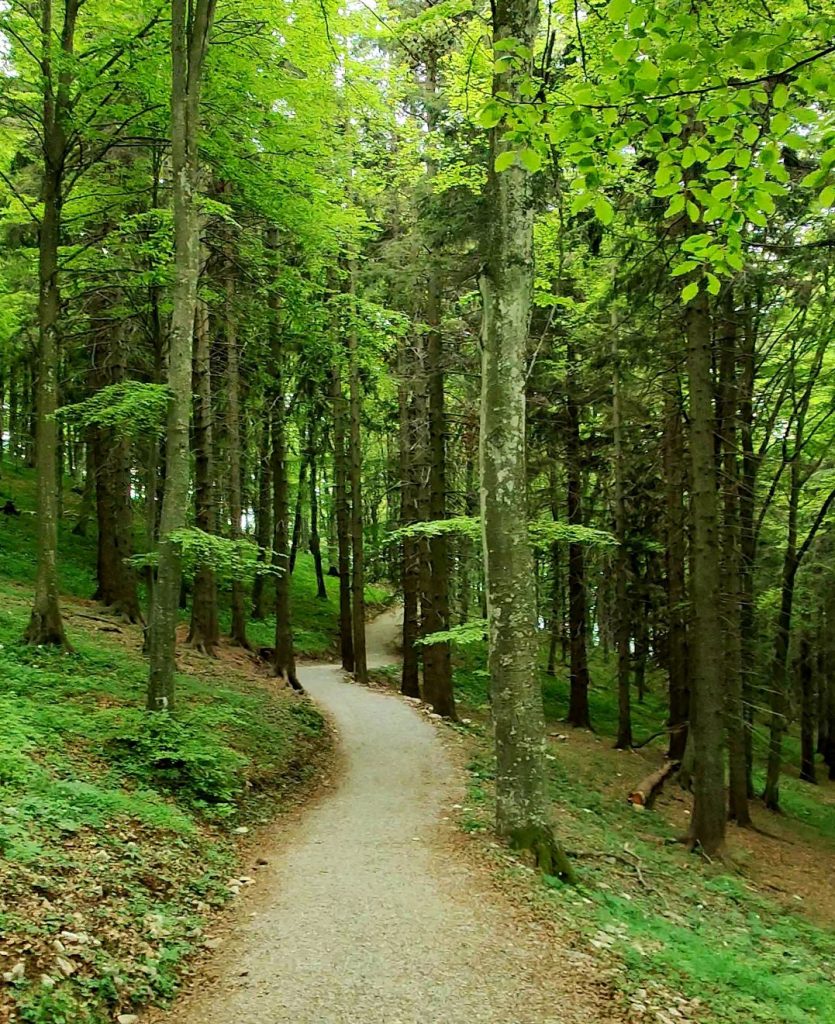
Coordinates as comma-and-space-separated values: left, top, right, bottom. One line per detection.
57, 382, 172, 440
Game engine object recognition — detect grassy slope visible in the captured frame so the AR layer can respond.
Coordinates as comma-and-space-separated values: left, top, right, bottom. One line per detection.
0, 461, 383, 1024
449, 646, 835, 1024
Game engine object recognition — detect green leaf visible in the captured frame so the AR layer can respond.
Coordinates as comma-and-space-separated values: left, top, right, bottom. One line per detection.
593, 195, 615, 226
772, 83, 789, 109
671, 260, 698, 277
706, 272, 721, 296
518, 147, 542, 173
819, 185, 835, 208
477, 101, 503, 129
711, 179, 734, 200
607, 0, 631, 19
494, 150, 516, 173
681, 281, 699, 303
771, 111, 791, 136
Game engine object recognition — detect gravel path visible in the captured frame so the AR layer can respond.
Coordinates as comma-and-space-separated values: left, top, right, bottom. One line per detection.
155, 610, 615, 1024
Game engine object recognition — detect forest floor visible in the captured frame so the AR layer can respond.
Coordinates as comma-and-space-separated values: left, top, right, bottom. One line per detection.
144, 607, 625, 1024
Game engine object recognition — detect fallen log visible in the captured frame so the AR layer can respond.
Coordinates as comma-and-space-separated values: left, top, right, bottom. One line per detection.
628, 760, 679, 809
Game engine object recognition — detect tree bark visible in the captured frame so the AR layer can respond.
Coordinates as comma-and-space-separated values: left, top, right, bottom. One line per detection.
251, 420, 272, 621
268, 231, 299, 690
612, 321, 632, 749
225, 273, 249, 647
421, 262, 455, 717
331, 361, 354, 672
478, 0, 573, 879
399, 335, 421, 698
347, 270, 368, 683
26, 0, 80, 649
717, 297, 750, 826
566, 341, 591, 729
90, 324, 141, 623
307, 422, 328, 600
147, 0, 216, 710
684, 289, 726, 856
799, 628, 817, 784
188, 299, 219, 654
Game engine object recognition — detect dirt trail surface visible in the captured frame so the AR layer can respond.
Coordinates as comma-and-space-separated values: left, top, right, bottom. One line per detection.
151, 609, 616, 1024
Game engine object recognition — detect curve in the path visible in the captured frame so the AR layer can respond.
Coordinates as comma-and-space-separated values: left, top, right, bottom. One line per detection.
158, 613, 612, 1024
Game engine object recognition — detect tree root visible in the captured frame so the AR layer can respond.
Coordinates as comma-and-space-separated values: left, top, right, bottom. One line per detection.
507, 825, 577, 884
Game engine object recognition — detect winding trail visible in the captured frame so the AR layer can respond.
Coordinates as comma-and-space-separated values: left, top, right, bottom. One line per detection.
155, 609, 614, 1024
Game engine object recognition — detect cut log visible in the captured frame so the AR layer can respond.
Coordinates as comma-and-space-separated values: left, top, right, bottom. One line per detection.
628, 760, 679, 809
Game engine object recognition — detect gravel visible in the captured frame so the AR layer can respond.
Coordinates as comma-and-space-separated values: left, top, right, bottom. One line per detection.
152, 612, 616, 1024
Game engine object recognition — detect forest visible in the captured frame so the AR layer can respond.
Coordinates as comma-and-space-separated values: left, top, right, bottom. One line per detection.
1, 0, 835, 1022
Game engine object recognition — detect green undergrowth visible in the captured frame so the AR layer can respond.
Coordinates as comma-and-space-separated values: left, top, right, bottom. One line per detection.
0, 457, 390, 659
0, 588, 328, 1024
454, 646, 835, 1024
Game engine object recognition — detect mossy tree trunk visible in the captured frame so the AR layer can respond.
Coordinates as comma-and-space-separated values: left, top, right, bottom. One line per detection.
147, 0, 216, 710
478, 0, 573, 881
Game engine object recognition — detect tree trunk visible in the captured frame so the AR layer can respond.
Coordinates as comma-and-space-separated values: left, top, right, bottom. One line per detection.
331, 361, 354, 673
268, 231, 299, 690
225, 274, 249, 647
717, 297, 750, 826
90, 327, 141, 622
308, 423, 328, 600
26, 0, 80, 649
289, 455, 307, 575
399, 336, 421, 698
421, 263, 455, 717
251, 420, 272, 621
347, 271, 368, 683
799, 628, 817, 784
684, 289, 726, 856
738, 296, 758, 796
612, 323, 632, 749
188, 299, 220, 654
478, 0, 573, 879
566, 341, 591, 729
148, 0, 216, 710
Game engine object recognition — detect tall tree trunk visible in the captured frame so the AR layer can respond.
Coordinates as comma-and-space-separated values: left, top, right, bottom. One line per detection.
612, 322, 632, 749
268, 231, 299, 690
188, 299, 219, 654
399, 336, 421, 698
332, 362, 354, 673
421, 264, 455, 717
478, 0, 573, 879
684, 289, 726, 856
251, 420, 272, 621
566, 341, 591, 728
799, 627, 817, 784
738, 295, 758, 795
762, 492, 799, 810
308, 423, 328, 600
225, 274, 249, 647
717, 298, 750, 826
148, 0, 216, 710
347, 272, 368, 683
289, 455, 307, 574
90, 325, 141, 622
26, 0, 80, 649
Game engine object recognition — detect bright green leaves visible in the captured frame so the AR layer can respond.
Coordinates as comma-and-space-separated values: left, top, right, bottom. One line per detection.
607, 0, 632, 19
493, 146, 542, 174
477, 101, 504, 129
593, 195, 615, 225
681, 281, 699, 303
